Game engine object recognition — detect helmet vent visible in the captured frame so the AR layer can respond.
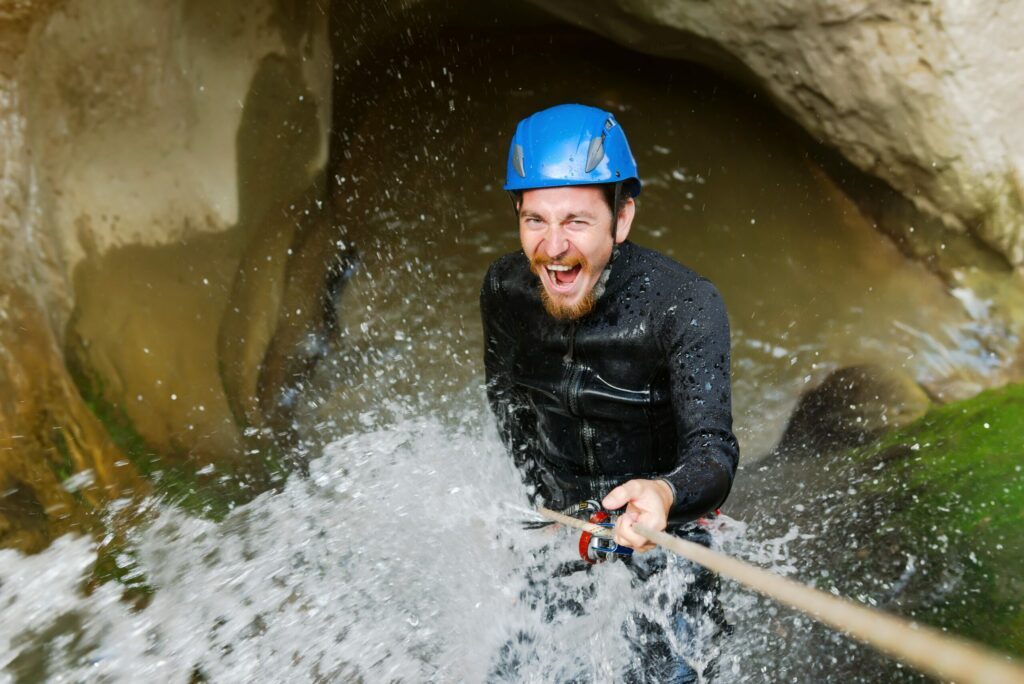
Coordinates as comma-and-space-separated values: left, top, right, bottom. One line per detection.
585, 134, 605, 173
512, 144, 526, 177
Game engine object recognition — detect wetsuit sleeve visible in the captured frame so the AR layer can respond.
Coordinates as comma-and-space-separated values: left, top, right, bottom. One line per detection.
661, 278, 740, 523
480, 265, 542, 491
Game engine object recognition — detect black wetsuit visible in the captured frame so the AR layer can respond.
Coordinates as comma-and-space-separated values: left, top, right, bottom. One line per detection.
481, 240, 739, 682
480, 240, 739, 519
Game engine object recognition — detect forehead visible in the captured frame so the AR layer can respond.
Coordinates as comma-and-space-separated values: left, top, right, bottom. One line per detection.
520, 186, 607, 215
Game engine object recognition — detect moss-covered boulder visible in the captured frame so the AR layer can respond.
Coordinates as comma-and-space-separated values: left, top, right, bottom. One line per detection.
845, 383, 1024, 653
733, 382, 1024, 676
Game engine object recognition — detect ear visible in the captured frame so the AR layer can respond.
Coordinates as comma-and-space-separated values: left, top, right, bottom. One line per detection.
614, 197, 636, 244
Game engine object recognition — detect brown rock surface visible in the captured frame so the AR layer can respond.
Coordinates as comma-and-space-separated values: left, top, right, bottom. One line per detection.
0, 286, 143, 552
0, 0, 334, 548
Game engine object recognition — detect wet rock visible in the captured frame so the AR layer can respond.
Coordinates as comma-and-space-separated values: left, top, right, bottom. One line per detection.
0, 286, 144, 553
0, 0, 341, 541
737, 382, 1024, 663
536, 0, 1024, 269
217, 52, 356, 444
6, 0, 336, 458
775, 364, 932, 457
65, 230, 249, 463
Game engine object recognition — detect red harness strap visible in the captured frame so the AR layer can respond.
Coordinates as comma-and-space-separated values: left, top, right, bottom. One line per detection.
578, 509, 610, 564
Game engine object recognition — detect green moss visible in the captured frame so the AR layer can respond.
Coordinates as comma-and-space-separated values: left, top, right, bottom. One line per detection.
49, 429, 75, 482
84, 387, 291, 520
66, 351, 291, 521
90, 542, 154, 609
848, 383, 1024, 654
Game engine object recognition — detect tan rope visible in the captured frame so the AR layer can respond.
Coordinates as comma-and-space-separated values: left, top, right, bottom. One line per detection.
538, 507, 1024, 683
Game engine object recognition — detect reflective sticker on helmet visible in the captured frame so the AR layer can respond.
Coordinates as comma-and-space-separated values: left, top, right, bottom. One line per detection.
512, 144, 526, 178
585, 134, 605, 173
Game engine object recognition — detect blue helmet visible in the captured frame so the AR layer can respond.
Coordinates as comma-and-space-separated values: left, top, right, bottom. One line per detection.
504, 104, 641, 197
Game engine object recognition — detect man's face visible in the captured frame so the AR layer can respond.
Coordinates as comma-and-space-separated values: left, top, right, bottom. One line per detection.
519, 185, 634, 320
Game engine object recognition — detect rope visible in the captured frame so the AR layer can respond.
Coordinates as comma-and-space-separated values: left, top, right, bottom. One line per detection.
538, 507, 1024, 683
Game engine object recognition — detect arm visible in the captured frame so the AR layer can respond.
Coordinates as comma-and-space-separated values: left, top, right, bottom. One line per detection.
604, 278, 739, 549
659, 278, 739, 522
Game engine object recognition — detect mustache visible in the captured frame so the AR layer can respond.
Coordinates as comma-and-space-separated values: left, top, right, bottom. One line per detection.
530, 253, 590, 272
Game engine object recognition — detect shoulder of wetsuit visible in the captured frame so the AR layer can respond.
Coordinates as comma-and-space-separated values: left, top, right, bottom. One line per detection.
482, 251, 537, 306
622, 241, 708, 289
619, 244, 727, 339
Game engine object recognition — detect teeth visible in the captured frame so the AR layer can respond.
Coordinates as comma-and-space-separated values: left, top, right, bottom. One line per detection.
546, 264, 572, 272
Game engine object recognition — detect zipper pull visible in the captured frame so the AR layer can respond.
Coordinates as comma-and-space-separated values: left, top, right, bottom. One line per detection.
563, 322, 577, 363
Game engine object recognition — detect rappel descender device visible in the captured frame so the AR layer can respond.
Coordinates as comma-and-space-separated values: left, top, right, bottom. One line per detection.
563, 500, 634, 564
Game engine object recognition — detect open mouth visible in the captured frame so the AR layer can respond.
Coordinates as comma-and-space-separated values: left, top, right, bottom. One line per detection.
544, 263, 583, 291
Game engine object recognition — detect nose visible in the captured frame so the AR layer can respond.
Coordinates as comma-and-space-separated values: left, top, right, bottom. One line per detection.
544, 225, 569, 259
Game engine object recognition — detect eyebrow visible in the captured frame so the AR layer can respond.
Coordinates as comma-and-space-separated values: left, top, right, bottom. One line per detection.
520, 210, 599, 221
564, 211, 598, 221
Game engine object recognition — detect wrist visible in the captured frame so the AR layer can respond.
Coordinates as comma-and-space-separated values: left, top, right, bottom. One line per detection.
653, 478, 675, 511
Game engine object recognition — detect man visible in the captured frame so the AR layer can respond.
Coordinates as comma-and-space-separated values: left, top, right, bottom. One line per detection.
480, 103, 739, 681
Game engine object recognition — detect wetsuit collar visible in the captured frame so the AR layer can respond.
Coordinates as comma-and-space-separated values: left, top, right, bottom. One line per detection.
593, 240, 635, 304
591, 244, 620, 302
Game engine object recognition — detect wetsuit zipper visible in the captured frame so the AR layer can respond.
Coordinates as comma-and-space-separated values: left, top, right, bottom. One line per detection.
562, 323, 598, 476
581, 419, 597, 475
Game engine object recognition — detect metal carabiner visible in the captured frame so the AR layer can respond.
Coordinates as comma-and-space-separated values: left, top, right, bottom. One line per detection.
578, 512, 634, 564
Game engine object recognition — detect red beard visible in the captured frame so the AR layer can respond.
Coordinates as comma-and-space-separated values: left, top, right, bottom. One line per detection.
529, 253, 598, 320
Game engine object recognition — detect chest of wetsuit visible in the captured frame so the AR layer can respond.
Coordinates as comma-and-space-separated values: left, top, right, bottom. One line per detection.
481, 240, 740, 522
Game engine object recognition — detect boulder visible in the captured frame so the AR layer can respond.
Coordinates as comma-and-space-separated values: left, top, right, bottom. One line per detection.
775, 364, 932, 457
733, 382, 1024, 673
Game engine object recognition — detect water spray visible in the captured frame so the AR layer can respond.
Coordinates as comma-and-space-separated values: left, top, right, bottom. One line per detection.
538, 507, 1024, 684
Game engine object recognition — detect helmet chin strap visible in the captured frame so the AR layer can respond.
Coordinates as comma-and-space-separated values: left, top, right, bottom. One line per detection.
611, 182, 622, 241
508, 191, 521, 217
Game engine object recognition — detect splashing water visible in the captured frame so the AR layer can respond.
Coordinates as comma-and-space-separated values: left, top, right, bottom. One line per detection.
1, 411, 793, 682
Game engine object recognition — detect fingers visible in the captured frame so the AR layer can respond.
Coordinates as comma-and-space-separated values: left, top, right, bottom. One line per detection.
603, 479, 672, 554
601, 480, 642, 511
612, 511, 657, 553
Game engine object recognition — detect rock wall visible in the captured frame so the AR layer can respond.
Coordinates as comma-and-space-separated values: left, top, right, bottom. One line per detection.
27, 0, 332, 462
536, 0, 1024, 268
0, 0, 334, 549
21, 0, 331, 294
